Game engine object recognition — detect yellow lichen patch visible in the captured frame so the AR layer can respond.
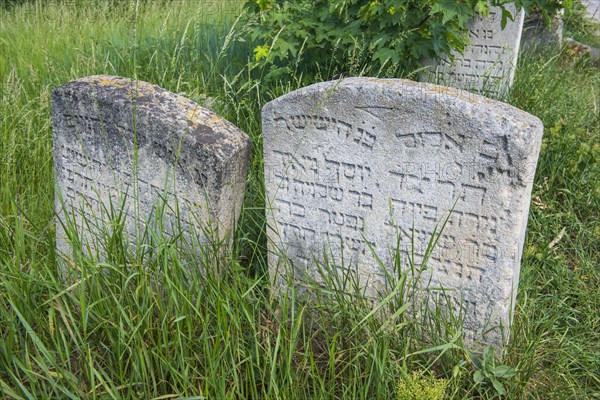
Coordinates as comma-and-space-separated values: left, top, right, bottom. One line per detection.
125, 81, 159, 99
93, 77, 126, 90
136, 81, 158, 95
202, 113, 226, 130
90, 76, 162, 100
177, 97, 191, 105
184, 104, 226, 130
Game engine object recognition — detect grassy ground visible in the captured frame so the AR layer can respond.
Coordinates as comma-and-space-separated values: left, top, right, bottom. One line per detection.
0, 1, 598, 399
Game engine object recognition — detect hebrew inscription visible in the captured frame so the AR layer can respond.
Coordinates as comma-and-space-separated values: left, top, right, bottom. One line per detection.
421, 4, 525, 98
52, 75, 251, 259
263, 78, 543, 348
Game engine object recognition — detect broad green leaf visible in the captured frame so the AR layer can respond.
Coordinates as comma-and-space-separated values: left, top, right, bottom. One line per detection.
500, 6, 515, 30
473, 370, 484, 383
465, 348, 483, 370
492, 378, 506, 395
274, 38, 297, 57
253, 45, 270, 61
431, 0, 473, 24
475, 0, 489, 15
483, 345, 494, 365
256, 0, 273, 10
372, 47, 395, 65
493, 365, 517, 378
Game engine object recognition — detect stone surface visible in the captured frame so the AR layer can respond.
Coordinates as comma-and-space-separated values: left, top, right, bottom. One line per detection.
582, 0, 600, 23
263, 78, 543, 348
521, 11, 563, 52
52, 75, 251, 258
421, 4, 525, 98
564, 38, 600, 64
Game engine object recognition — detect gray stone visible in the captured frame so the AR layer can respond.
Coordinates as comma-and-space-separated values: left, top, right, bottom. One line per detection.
421, 4, 525, 98
263, 78, 543, 348
521, 11, 563, 52
582, 0, 600, 23
52, 75, 251, 259
564, 38, 600, 64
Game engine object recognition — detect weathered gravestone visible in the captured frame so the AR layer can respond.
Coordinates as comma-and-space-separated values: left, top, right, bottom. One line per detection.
52, 75, 251, 258
263, 78, 543, 348
421, 4, 525, 98
520, 11, 563, 52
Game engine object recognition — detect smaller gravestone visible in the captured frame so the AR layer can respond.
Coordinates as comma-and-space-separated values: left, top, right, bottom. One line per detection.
564, 38, 600, 64
52, 75, 251, 260
521, 11, 563, 52
582, 0, 600, 23
263, 78, 544, 349
421, 4, 525, 98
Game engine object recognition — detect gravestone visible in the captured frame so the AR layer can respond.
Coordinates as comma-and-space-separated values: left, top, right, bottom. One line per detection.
52, 75, 251, 258
421, 4, 525, 98
521, 11, 563, 52
263, 78, 543, 348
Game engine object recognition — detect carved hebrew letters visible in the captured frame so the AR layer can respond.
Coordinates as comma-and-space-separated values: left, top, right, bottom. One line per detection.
52, 75, 251, 258
263, 78, 543, 349
421, 4, 525, 97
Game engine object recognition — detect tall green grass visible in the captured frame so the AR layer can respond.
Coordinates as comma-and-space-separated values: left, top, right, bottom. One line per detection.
0, 0, 599, 398
506, 50, 600, 398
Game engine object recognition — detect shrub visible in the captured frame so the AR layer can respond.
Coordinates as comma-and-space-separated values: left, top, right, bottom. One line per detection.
242, 0, 570, 83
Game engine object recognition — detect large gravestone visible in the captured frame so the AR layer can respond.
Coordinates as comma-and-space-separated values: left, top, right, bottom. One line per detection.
421, 4, 525, 98
52, 75, 251, 258
263, 78, 543, 348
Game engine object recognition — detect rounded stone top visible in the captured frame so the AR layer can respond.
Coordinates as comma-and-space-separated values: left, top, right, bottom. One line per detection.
264, 77, 542, 133
53, 75, 251, 162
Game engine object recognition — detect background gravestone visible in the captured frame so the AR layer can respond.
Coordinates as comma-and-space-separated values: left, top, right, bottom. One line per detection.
520, 10, 563, 52
421, 4, 525, 98
263, 78, 543, 348
52, 75, 251, 259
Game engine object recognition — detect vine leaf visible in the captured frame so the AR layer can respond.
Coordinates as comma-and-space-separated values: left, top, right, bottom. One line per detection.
430, 0, 473, 25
